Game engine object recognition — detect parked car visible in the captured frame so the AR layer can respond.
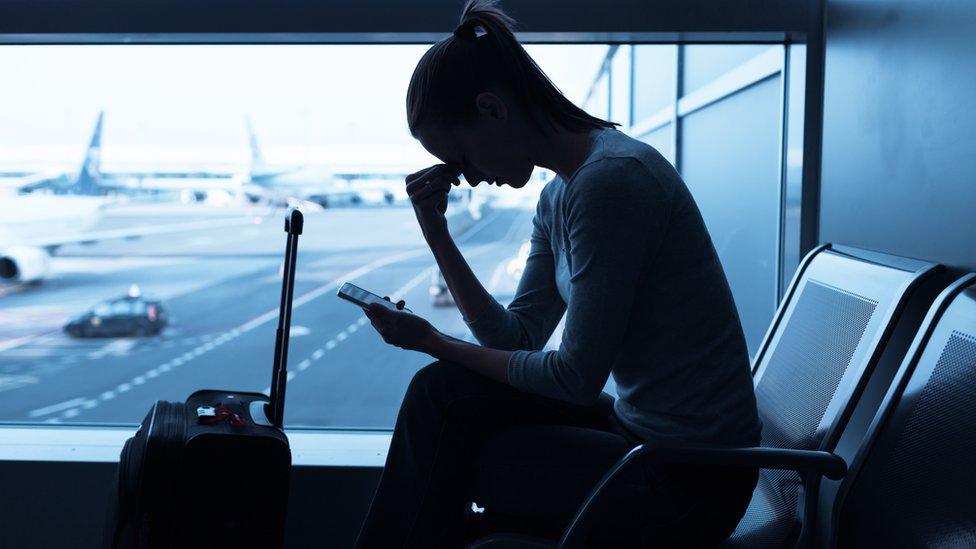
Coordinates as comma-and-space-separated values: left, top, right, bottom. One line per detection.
65, 294, 168, 338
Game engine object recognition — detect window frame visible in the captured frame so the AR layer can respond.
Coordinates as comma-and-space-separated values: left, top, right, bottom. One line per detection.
0, 0, 823, 464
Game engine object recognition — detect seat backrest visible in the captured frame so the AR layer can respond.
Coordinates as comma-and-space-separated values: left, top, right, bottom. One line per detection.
834, 274, 976, 548
725, 244, 939, 548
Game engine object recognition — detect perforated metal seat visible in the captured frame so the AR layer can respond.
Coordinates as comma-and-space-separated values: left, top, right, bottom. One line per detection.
832, 274, 976, 548
468, 244, 940, 549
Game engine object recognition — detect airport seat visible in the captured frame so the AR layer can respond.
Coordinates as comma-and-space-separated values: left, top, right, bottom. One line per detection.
467, 244, 941, 548
830, 273, 976, 548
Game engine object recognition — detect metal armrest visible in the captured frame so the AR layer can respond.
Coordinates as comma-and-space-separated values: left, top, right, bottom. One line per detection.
558, 444, 847, 548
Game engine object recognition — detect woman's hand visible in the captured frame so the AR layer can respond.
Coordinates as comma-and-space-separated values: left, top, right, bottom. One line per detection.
405, 163, 462, 241
363, 298, 440, 355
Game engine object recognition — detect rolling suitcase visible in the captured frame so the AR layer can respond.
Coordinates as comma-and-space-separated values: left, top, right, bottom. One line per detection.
106, 209, 303, 549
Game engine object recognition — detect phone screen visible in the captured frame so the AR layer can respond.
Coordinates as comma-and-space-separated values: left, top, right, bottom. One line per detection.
337, 283, 408, 312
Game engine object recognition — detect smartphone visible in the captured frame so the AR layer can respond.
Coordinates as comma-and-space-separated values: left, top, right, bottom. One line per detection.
337, 282, 411, 313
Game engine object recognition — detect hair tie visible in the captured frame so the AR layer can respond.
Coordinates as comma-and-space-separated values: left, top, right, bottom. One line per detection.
453, 20, 486, 40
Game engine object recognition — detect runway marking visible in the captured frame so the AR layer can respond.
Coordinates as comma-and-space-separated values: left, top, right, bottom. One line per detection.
0, 374, 39, 393
24, 213, 509, 421
28, 397, 88, 418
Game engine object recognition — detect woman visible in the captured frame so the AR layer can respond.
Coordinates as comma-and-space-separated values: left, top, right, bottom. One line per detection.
356, 1, 761, 546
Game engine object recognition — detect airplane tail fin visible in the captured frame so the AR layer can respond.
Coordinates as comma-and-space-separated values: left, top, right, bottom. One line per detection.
245, 116, 267, 175
72, 110, 104, 195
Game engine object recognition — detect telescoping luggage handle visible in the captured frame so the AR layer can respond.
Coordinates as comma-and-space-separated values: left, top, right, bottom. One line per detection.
266, 208, 303, 428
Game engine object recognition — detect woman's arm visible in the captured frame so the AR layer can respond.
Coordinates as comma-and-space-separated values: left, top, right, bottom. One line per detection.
406, 164, 494, 322
406, 165, 565, 351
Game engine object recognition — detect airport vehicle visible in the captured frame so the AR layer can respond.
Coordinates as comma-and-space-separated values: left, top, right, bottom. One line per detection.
105, 209, 300, 549
64, 293, 169, 338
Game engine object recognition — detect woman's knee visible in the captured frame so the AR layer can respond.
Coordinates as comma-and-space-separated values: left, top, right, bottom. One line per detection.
404, 360, 498, 407
407, 360, 453, 395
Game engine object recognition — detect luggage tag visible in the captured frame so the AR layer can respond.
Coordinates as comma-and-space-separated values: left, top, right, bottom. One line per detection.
197, 404, 246, 427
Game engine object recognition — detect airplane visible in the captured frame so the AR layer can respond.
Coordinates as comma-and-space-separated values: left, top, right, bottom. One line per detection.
242, 118, 387, 208
0, 113, 256, 284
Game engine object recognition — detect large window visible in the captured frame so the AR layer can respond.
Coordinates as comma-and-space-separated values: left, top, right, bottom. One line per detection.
0, 44, 609, 428
0, 42, 791, 429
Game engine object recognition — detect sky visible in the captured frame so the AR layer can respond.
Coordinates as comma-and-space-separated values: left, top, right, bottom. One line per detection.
0, 44, 609, 172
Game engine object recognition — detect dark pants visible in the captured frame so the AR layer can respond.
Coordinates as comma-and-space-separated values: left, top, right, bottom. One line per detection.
355, 361, 757, 548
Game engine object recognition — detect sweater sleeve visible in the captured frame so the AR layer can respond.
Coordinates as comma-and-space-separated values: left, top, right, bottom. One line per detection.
507, 157, 671, 405
465, 191, 568, 351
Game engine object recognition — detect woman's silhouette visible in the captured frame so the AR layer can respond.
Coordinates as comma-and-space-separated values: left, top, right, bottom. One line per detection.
358, 1, 761, 546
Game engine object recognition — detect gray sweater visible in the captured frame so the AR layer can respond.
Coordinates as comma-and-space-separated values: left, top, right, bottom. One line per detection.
466, 128, 761, 447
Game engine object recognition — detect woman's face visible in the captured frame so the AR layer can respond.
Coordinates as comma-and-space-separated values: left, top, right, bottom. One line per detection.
414, 94, 536, 188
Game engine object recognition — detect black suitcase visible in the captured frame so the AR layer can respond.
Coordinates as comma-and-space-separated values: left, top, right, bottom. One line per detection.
106, 209, 303, 549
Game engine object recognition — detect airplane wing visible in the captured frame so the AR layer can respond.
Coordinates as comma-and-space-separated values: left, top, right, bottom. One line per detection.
22, 216, 260, 251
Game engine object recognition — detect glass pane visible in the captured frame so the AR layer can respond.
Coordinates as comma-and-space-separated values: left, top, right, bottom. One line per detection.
681, 45, 770, 95
0, 44, 606, 428
587, 73, 610, 120
632, 45, 676, 123
610, 46, 632, 128
678, 76, 781, 356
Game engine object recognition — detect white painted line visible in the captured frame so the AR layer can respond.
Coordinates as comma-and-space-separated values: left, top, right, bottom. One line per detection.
235, 247, 431, 334
312, 349, 324, 360
117, 383, 131, 393
28, 397, 89, 418
347, 323, 359, 333
158, 363, 172, 372
357, 316, 369, 326
286, 371, 296, 382
0, 332, 52, 353
82, 400, 97, 409
132, 376, 146, 385
325, 340, 337, 350
336, 332, 348, 342
146, 369, 159, 378
62, 409, 80, 419
100, 391, 116, 401
298, 359, 311, 371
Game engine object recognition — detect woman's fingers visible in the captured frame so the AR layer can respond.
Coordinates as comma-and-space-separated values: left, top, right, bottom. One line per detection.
406, 163, 461, 186
409, 185, 450, 205
381, 296, 406, 310
405, 165, 440, 186
406, 175, 455, 198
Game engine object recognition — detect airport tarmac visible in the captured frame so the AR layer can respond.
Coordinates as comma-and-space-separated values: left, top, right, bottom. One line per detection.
0, 203, 536, 429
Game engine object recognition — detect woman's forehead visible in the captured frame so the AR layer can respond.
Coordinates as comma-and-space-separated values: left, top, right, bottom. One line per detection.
417, 126, 464, 164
